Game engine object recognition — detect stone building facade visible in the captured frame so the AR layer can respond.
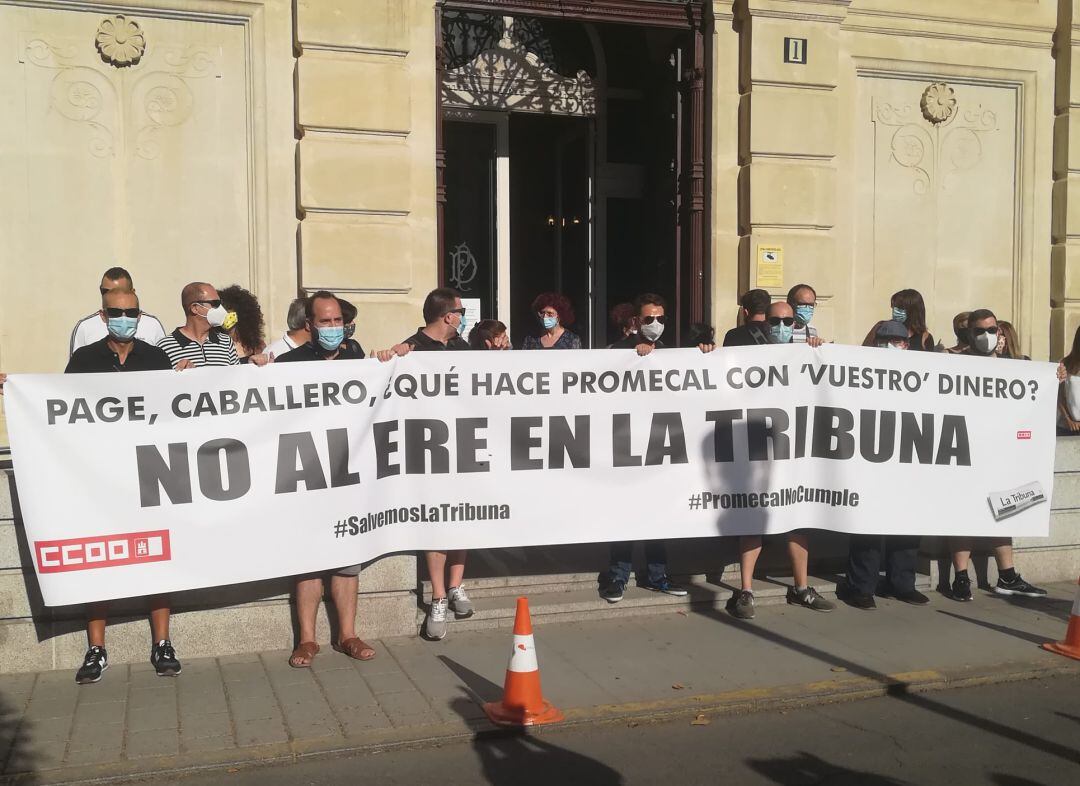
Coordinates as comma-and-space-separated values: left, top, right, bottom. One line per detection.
1, 0, 1079, 669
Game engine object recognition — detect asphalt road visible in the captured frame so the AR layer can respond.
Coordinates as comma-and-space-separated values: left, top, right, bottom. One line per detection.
160, 675, 1080, 786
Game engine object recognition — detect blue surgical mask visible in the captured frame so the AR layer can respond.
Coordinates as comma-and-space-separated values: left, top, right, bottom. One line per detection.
456, 314, 467, 337
541, 315, 558, 330
106, 315, 138, 341
315, 325, 345, 351
794, 304, 814, 325
770, 323, 793, 344
892, 307, 907, 323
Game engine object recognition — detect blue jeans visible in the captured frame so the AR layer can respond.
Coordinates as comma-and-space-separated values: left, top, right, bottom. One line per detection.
608, 541, 668, 585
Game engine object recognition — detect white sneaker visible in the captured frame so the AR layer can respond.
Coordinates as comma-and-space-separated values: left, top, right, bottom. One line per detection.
448, 585, 474, 619
426, 597, 448, 640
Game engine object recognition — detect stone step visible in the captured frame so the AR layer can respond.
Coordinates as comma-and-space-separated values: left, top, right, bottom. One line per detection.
414, 573, 935, 633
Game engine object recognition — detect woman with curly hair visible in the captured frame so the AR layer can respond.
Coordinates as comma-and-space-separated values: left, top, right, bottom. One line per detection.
522, 292, 582, 349
218, 284, 268, 364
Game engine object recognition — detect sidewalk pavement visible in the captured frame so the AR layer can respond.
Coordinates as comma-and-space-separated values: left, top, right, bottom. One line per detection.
2, 582, 1079, 783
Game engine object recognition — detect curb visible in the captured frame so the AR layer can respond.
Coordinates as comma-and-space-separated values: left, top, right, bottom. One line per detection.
10, 657, 1080, 785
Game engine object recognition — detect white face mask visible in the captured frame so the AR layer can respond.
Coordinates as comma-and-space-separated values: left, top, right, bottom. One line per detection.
639, 321, 664, 343
974, 331, 998, 354
886, 342, 905, 351
204, 304, 229, 328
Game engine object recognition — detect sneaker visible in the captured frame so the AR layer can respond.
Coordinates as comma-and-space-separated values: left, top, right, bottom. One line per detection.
893, 589, 931, 606
150, 640, 181, 676
425, 598, 448, 640
75, 646, 108, 684
993, 574, 1048, 598
448, 585, 474, 619
639, 576, 688, 597
726, 590, 755, 619
601, 579, 626, 603
846, 593, 877, 610
951, 574, 973, 602
786, 586, 835, 612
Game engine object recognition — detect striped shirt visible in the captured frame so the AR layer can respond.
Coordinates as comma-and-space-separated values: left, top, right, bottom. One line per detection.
157, 328, 239, 368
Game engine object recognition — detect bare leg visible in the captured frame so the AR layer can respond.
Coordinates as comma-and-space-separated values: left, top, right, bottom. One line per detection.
739, 536, 762, 591
991, 539, 1014, 571
294, 575, 324, 644
788, 532, 810, 588
87, 602, 108, 648
426, 551, 448, 599
330, 574, 359, 642
951, 537, 972, 573
148, 595, 170, 641
446, 550, 467, 589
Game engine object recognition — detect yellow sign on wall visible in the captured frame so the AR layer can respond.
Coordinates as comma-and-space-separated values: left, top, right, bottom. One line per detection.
756, 245, 784, 288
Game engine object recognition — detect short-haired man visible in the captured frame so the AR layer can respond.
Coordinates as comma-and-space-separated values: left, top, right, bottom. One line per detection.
843, 320, 929, 610
723, 289, 772, 346
66, 288, 181, 682
787, 283, 820, 344
601, 293, 715, 602
948, 308, 1047, 601
70, 267, 165, 355
727, 301, 834, 619
277, 292, 393, 666
265, 297, 309, 359
391, 288, 472, 640
157, 282, 240, 369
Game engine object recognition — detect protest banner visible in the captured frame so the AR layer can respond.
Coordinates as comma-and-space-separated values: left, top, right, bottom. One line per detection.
3, 344, 1058, 606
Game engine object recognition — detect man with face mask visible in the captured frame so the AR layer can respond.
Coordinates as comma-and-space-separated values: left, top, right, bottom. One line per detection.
726, 301, 835, 619
787, 283, 821, 344
948, 308, 1047, 601
388, 288, 472, 640
157, 282, 241, 369
601, 293, 714, 602
65, 288, 181, 682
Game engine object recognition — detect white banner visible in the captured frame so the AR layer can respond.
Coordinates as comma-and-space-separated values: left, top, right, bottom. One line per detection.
3, 344, 1058, 606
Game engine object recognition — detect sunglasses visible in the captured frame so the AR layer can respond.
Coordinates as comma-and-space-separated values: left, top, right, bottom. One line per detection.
104, 307, 140, 318
972, 326, 999, 335
767, 316, 795, 326
447, 308, 466, 317
640, 315, 667, 325
194, 299, 222, 309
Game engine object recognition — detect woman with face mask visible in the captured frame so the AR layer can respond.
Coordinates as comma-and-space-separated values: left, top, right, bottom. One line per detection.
218, 284, 270, 366
861, 288, 936, 351
522, 292, 582, 350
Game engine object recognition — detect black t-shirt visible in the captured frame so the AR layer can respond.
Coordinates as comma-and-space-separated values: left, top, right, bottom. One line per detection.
609, 334, 665, 350
722, 323, 772, 347
275, 341, 365, 362
402, 329, 470, 351
65, 337, 172, 373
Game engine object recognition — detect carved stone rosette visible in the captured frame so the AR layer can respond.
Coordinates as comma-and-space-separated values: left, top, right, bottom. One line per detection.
920, 82, 956, 125
95, 15, 146, 68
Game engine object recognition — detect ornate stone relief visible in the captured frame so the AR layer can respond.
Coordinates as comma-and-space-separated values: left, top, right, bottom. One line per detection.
21, 16, 216, 159
442, 15, 596, 116
874, 82, 997, 195
95, 15, 145, 68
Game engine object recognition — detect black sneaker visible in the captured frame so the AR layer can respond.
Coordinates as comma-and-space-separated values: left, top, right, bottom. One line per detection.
151, 639, 182, 676
993, 574, 1048, 598
951, 574, 973, 602
601, 579, 626, 603
639, 576, 688, 597
75, 646, 108, 684
893, 589, 931, 605
846, 593, 877, 610
786, 586, 835, 612
726, 590, 755, 619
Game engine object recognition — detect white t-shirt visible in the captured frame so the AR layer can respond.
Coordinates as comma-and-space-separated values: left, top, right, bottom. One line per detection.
265, 332, 300, 360
69, 312, 167, 356
1064, 375, 1080, 422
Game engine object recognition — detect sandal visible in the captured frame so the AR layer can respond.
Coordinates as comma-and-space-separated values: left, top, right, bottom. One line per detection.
332, 637, 376, 661
288, 641, 320, 668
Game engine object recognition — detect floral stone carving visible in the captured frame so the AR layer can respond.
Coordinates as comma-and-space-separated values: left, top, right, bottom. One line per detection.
95, 15, 145, 68
920, 82, 956, 125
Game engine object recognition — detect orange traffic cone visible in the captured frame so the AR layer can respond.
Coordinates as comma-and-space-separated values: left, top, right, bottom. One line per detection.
1042, 577, 1080, 661
483, 597, 564, 726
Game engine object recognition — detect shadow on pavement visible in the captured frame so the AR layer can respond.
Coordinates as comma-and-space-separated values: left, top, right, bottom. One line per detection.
984, 593, 1075, 623
746, 751, 908, 785
934, 608, 1051, 646
438, 658, 622, 785
989, 775, 1048, 786
1, 691, 38, 781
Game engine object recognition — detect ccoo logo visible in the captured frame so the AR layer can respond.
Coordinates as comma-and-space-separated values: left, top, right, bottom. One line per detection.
35, 530, 171, 574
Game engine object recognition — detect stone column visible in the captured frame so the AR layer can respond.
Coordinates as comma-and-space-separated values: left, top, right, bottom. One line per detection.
1052, 1, 1080, 359
736, 0, 849, 338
